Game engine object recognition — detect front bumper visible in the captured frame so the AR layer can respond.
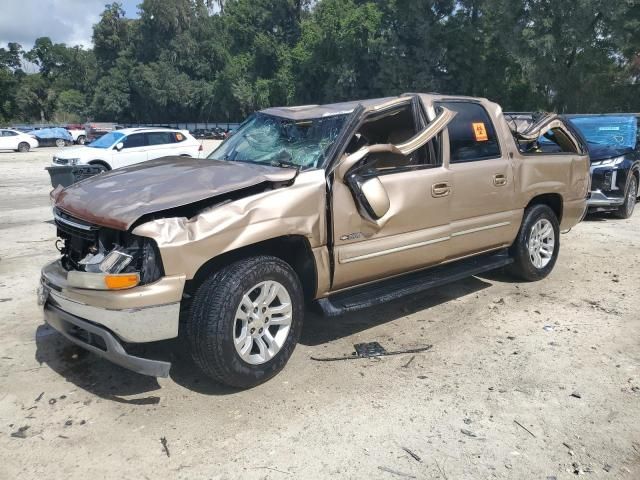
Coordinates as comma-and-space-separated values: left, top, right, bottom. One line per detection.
43, 302, 171, 377
39, 259, 186, 377
587, 190, 625, 210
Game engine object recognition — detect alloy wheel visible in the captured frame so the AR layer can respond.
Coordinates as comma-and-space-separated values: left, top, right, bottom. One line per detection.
233, 280, 293, 365
527, 218, 555, 269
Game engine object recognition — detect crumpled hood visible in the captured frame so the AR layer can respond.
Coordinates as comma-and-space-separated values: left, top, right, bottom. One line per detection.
53, 157, 297, 230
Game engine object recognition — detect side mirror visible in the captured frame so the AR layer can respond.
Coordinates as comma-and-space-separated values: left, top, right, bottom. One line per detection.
115, 142, 124, 151
347, 174, 390, 220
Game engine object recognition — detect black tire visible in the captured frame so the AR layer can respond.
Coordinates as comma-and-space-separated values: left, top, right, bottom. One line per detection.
55, 138, 66, 148
614, 175, 637, 219
187, 255, 304, 388
508, 204, 560, 281
76, 135, 86, 145
89, 161, 110, 172
17, 142, 30, 152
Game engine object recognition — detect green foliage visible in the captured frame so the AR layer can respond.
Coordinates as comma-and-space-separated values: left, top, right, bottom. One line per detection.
2, 0, 639, 123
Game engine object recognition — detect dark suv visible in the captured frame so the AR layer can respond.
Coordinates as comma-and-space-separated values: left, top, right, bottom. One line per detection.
566, 114, 640, 218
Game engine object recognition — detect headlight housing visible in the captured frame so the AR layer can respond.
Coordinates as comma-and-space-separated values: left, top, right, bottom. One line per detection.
592, 155, 625, 167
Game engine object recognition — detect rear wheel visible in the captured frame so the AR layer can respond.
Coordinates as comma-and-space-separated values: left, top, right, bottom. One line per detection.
76, 135, 86, 145
55, 138, 65, 148
187, 256, 304, 388
614, 175, 637, 219
508, 204, 560, 281
17, 142, 30, 152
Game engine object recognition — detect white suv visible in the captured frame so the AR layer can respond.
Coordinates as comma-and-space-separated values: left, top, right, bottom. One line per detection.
0, 129, 39, 152
51, 128, 202, 171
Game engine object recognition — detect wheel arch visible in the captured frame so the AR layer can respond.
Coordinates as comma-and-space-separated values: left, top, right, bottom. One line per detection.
524, 193, 563, 222
186, 235, 318, 301
88, 160, 112, 170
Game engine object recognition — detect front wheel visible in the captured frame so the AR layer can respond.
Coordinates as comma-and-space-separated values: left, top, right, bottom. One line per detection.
187, 256, 304, 388
55, 138, 65, 148
17, 142, 30, 152
76, 135, 86, 145
614, 175, 637, 219
508, 204, 560, 281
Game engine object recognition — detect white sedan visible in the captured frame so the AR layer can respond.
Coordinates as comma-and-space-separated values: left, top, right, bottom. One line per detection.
0, 129, 39, 152
51, 127, 203, 171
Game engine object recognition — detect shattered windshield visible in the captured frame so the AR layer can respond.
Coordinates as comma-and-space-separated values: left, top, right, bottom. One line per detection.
208, 113, 348, 169
569, 116, 638, 150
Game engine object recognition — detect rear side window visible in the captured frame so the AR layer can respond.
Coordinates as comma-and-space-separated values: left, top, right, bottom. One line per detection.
173, 132, 187, 142
122, 133, 145, 149
146, 132, 175, 146
437, 102, 501, 163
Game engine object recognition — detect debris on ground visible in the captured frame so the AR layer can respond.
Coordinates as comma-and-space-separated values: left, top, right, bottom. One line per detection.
34, 392, 44, 402
460, 428, 477, 438
401, 355, 415, 369
160, 436, 170, 457
401, 447, 421, 462
310, 343, 432, 362
543, 325, 555, 332
10, 426, 29, 439
377, 466, 416, 478
570, 392, 582, 399
513, 420, 536, 438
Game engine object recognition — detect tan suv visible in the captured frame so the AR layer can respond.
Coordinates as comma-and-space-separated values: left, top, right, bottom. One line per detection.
39, 94, 590, 387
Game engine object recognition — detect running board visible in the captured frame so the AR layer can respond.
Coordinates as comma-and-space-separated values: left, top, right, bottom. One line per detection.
316, 249, 513, 317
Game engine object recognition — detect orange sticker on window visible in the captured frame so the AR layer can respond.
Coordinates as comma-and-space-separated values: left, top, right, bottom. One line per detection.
472, 122, 488, 142
176, 133, 184, 141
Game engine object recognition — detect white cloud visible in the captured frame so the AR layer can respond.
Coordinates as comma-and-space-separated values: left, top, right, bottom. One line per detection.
0, 0, 139, 51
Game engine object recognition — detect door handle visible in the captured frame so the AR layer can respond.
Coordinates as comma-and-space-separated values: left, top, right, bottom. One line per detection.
431, 182, 451, 197
493, 174, 507, 186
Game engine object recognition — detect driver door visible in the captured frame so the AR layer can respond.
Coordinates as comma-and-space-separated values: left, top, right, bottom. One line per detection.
331, 106, 455, 290
111, 132, 148, 168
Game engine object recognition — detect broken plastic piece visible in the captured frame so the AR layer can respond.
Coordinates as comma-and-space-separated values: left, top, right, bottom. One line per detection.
310, 343, 432, 362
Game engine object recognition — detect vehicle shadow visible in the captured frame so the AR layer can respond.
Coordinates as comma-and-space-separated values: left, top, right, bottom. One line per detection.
34, 275, 491, 397
35, 322, 244, 397
299, 275, 491, 347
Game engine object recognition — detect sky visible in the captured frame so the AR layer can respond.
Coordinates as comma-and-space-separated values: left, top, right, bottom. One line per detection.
0, 0, 140, 51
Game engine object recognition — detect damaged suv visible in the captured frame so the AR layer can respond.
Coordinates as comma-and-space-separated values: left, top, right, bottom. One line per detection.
39, 94, 590, 388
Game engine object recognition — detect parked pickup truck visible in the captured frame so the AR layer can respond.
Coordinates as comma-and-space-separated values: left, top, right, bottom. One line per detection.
39, 94, 590, 388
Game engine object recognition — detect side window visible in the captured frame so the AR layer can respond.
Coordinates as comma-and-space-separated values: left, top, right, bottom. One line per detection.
146, 132, 175, 146
347, 104, 441, 175
437, 101, 501, 163
122, 133, 145, 149
537, 128, 579, 154
174, 132, 186, 143
4, 130, 18, 136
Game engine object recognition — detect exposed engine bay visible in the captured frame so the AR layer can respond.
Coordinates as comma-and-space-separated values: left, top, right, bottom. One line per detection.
54, 208, 163, 285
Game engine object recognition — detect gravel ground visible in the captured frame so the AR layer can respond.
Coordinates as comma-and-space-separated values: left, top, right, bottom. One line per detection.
0, 144, 639, 479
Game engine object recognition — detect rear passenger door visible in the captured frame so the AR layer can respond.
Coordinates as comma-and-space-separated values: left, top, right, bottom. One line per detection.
145, 132, 178, 160
112, 133, 148, 168
436, 101, 518, 258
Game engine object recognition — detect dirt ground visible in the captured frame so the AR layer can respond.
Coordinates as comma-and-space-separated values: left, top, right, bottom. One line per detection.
0, 144, 639, 480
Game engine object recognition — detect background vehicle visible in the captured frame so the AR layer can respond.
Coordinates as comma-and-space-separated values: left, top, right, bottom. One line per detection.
84, 122, 121, 143
0, 128, 39, 152
41, 94, 589, 388
30, 127, 74, 148
566, 114, 639, 218
51, 127, 203, 172
64, 124, 87, 145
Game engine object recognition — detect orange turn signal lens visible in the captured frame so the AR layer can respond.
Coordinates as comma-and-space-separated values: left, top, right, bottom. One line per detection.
104, 274, 140, 290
